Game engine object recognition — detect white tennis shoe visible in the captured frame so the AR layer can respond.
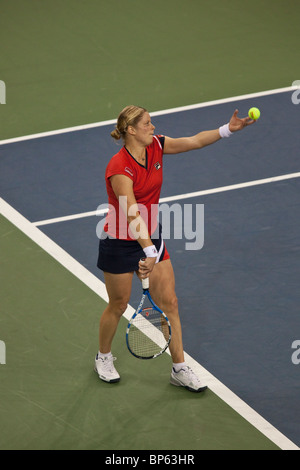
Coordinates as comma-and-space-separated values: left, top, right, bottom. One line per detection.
94, 352, 120, 383
170, 366, 207, 392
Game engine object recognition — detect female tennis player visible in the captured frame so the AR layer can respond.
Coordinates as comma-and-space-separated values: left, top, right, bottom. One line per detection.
95, 105, 255, 391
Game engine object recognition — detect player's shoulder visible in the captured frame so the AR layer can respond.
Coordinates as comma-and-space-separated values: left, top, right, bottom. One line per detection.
108, 146, 129, 166
150, 135, 165, 151
106, 146, 135, 180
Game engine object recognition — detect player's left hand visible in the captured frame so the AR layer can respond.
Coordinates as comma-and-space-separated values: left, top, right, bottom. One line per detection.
138, 257, 156, 278
229, 109, 255, 132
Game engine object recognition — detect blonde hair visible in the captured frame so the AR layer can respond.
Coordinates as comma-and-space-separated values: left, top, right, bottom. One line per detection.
111, 105, 147, 141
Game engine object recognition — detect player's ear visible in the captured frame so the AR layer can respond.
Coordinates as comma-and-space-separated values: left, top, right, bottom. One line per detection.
127, 125, 136, 136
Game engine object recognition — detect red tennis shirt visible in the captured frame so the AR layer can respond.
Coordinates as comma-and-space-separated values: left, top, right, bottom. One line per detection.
104, 135, 164, 240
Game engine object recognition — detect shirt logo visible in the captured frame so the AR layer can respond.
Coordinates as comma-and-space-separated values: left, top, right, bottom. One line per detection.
124, 167, 134, 177
154, 162, 161, 170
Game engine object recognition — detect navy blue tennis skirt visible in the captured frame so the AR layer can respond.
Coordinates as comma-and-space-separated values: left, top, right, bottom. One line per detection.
97, 224, 169, 274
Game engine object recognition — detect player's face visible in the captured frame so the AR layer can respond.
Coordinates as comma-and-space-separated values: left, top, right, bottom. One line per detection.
133, 112, 155, 146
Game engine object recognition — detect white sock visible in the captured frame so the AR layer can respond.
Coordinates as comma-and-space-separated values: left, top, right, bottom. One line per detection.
173, 362, 187, 372
98, 351, 112, 359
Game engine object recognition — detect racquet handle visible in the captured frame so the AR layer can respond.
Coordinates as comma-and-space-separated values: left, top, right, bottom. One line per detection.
142, 277, 150, 290
140, 258, 149, 289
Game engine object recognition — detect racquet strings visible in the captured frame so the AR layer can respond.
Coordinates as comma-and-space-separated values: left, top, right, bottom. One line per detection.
128, 307, 170, 358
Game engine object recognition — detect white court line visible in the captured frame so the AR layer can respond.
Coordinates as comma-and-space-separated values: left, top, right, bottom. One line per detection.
33, 172, 300, 226
0, 196, 298, 450
0, 85, 297, 146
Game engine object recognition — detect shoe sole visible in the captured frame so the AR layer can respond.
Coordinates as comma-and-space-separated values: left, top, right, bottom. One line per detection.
170, 376, 207, 393
94, 366, 120, 383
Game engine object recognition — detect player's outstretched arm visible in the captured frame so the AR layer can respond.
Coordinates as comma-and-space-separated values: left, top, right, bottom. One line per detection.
163, 109, 255, 155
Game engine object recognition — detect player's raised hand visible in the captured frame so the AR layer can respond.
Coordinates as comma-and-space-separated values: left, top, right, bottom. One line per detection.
229, 109, 255, 132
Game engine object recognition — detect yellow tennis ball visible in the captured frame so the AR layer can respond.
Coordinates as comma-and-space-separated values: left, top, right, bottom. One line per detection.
248, 107, 260, 120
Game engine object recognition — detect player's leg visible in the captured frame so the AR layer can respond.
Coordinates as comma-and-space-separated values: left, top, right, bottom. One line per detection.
99, 271, 134, 353
95, 271, 134, 383
149, 259, 207, 392
148, 259, 184, 364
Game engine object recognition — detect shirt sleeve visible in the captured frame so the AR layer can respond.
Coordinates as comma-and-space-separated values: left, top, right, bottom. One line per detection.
106, 152, 135, 182
153, 135, 165, 151
158, 135, 165, 149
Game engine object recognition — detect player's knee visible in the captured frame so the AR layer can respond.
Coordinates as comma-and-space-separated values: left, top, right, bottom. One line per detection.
113, 298, 129, 316
164, 293, 178, 313
109, 298, 129, 317
171, 294, 178, 311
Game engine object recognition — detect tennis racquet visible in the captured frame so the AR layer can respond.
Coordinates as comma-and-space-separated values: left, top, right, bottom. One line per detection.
126, 275, 171, 359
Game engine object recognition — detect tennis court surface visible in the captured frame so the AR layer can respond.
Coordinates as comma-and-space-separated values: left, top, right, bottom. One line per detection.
1, 89, 299, 450
1, 1, 300, 451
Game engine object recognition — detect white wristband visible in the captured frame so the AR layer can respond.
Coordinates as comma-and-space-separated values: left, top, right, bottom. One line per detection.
219, 123, 233, 138
143, 245, 158, 258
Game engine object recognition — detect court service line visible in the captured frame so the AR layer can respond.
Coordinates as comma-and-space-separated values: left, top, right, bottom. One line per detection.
32, 171, 300, 227
0, 85, 297, 146
0, 197, 298, 450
